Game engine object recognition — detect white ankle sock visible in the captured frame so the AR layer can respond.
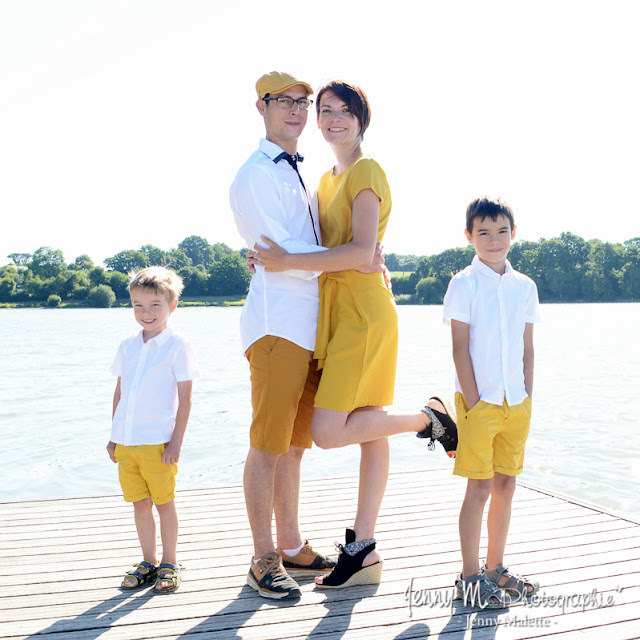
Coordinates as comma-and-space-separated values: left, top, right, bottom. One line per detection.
282, 542, 305, 556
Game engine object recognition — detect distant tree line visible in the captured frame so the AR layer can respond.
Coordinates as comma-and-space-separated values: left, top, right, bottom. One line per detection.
3, 232, 639, 307
389, 232, 640, 303
1, 236, 251, 307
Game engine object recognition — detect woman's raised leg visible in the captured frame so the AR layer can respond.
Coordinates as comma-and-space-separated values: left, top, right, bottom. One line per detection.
311, 398, 451, 449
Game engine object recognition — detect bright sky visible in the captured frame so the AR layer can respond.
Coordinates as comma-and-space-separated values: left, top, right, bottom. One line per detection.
1, 0, 638, 268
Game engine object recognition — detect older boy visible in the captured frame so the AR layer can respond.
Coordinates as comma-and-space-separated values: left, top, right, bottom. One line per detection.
107, 266, 199, 594
443, 197, 541, 607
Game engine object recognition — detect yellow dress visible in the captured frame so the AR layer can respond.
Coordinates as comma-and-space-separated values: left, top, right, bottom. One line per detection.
313, 157, 398, 412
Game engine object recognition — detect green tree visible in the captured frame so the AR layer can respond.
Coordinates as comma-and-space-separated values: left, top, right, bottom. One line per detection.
89, 266, 110, 287
398, 255, 421, 272
414, 256, 432, 281
22, 272, 37, 298
179, 265, 209, 296
509, 242, 542, 294
109, 271, 130, 298
104, 250, 149, 273
0, 264, 19, 302
390, 274, 417, 295
582, 241, 623, 301
385, 253, 400, 271
431, 247, 474, 278
8, 253, 31, 267
3, 265, 27, 301
140, 245, 169, 266
87, 284, 116, 307
53, 273, 70, 298
29, 246, 66, 279
166, 249, 192, 269
212, 242, 235, 262
0, 275, 16, 301
179, 236, 215, 269
401, 260, 417, 272
208, 254, 251, 296
414, 248, 473, 293
69, 254, 94, 270
416, 276, 445, 304
46, 294, 62, 308
25, 276, 61, 300
619, 245, 640, 299
536, 236, 585, 301
559, 232, 589, 265
619, 262, 640, 299
62, 271, 91, 299
1, 265, 19, 277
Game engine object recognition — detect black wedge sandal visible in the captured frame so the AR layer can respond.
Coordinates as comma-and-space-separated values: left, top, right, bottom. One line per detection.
418, 396, 458, 455
315, 529, 383, 589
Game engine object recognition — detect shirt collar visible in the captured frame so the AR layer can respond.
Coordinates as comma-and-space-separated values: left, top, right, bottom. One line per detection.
136, 325, 174, 346
472, 255, 514, 279
259, 138, 299, 163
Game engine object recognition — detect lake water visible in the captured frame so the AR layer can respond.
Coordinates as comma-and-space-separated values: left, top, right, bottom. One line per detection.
1, 304, 639, 520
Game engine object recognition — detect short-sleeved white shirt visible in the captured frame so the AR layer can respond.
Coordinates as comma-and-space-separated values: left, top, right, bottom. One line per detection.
443, 256, 541, 406
110, 326, 200, 446
230, 138, 327, 353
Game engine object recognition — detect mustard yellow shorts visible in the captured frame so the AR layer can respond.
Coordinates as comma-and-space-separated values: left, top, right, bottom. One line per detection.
453, 393, 532, 479
114, 443, 177, 505
246, 335, 320, 455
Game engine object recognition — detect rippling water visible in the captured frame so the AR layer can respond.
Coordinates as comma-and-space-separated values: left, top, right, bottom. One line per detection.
1, 303, 638, 519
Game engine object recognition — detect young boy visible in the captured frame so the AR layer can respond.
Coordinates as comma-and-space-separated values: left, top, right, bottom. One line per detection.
107, 266, 199, 593
443, 196, 541, 607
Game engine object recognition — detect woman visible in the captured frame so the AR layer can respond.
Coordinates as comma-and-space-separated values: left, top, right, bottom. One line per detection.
253, 81, 457, 589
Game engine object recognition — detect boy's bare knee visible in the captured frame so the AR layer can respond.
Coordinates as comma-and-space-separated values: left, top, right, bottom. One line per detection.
154, 499, 175, 513
133, 497, 153, 511
492, 473, 516, 497
466, 478, 493, 502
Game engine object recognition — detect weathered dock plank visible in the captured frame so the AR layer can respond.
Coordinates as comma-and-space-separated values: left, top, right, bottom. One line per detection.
1, 468, 638, 639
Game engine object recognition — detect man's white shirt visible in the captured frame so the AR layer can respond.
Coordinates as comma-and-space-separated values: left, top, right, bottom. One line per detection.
230, 138, 326, 353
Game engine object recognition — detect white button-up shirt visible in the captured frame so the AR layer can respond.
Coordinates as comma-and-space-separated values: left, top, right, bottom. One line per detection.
443, 256, 541, 406
110, 327, 200, 446
230, 138, 327, 353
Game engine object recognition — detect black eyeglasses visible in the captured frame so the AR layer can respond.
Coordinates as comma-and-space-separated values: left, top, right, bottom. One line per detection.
263, 96, 313, 111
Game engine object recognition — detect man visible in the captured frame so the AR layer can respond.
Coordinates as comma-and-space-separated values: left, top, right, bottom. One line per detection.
229, 71, 333, 600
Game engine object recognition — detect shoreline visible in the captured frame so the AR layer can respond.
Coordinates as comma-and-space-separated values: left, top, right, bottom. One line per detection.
1, 298, 638, 309
0, 295, 247, 309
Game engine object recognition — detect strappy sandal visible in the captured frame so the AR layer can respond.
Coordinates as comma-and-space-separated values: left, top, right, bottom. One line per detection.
120, 561, 158, 589
315, 529, 383, 589
418, 396, 458, 455
483, 563, 540, 598
455, 572, 506, 609
153, 562, 182, 594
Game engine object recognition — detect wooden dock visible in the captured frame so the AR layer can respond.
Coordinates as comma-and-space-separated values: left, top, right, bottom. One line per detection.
2, 468, 639, 639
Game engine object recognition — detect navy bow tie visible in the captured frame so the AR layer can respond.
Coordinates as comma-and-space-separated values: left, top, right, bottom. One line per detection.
274, 152, 304, 167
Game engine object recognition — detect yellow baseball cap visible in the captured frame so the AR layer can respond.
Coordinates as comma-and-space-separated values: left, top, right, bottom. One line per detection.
256, 71, 313, 100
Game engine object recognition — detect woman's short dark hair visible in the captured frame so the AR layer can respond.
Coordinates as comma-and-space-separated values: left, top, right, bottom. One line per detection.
316, 80, 371, 139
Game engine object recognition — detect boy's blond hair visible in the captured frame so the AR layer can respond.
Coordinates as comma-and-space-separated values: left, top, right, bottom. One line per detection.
128, 266, 184, 303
